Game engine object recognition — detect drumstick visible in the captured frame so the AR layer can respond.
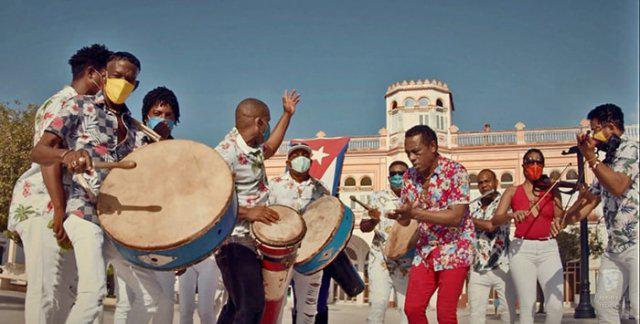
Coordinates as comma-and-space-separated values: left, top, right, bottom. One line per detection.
349, 195, 373, 211
131, 118, 162, 142
93, 161, 137, 170
527, 163, 571, 217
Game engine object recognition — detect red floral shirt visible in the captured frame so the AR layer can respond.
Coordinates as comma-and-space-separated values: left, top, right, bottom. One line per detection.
401, 155, 475, 271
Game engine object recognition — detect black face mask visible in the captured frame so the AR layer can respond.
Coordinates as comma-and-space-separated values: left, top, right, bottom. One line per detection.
597, 134, 622, 164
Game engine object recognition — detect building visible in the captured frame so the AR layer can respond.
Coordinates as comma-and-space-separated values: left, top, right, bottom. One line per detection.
264, 79, 639, 305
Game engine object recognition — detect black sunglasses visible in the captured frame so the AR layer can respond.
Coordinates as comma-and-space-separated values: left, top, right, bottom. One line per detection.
389, 171, 404, 177
523, 158, 544, 165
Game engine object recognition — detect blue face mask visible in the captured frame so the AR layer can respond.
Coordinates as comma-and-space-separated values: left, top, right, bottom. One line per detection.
389, 174, 403, 189
147, 117, 175, 131
290, 156, 311, 173
262, 122, 271, 143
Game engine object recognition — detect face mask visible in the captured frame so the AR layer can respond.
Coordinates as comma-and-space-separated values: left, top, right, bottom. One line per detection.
601, 134, 622, 164
104, 77, 135, 104
524, 164, 543, 181
591, 130, 608, 143
389, 174, 403, 189
262, 122, 271, 143
146, 117, 175, 131
290, 156, 311, 173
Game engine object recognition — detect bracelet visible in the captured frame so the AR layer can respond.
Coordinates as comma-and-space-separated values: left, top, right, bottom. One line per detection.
59, 149, 72, 161
586, 156, 598, 164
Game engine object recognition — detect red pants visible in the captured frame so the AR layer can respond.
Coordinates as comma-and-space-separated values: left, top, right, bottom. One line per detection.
404, 258, 469, 324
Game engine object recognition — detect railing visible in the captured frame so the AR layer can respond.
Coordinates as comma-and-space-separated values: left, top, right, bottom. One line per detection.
275, 136, 384, 155
456, 131, 517, 146
524, 128, 583, 143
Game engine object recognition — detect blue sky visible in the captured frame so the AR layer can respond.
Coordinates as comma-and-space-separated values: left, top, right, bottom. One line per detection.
1, 1, 637, 145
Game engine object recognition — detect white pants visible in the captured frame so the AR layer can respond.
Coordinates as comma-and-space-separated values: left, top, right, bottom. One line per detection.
467, 267, 516, 324
366, 261, 408, 324
114, 270, 175, 324
287, 269, 323, 324
178, 257, 220, 324
594, 245, 638, 323
155, 271, 176, 323
64, 215, 170, 324
508, 239, 564, 324
16, 216, 78, 324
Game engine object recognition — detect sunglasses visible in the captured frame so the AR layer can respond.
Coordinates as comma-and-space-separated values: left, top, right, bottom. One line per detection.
389, 171, 405, 177
524, 159, 544, 166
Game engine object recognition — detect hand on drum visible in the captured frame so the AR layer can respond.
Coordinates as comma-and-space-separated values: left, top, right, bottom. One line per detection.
387, 203, 413, 222
282, 89, 301, 115
245, 206, 280, 224
61, 149, 93, 174
367, 208, 381, 220
153, 121, 173, 140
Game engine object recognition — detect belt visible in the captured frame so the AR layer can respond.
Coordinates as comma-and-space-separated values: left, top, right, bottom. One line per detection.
515, 235, 553, 241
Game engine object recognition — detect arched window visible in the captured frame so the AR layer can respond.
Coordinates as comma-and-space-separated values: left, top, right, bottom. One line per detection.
500, 172, 514, 188
566, 169, 578, 180
436, 99, 444, 107
404, 98, 415, 108
360, 176, 372, 186
344, 177, 356, 186
418, 97, 429, 107
550, 170, 561, 180
469, 173, 478, 189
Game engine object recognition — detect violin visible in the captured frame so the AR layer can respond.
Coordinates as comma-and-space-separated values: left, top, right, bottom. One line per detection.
533, 174, 579, 191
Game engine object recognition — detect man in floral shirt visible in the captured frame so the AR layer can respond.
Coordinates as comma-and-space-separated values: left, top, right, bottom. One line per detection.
467, 169, 515, 324
361, 161, 411, 324
214, 90, 301, 324
8, 44, 111, 324
388, 125, 475, 324
268, 142, 329, 324
562, 104, 638, 322
31, 52, 171, 324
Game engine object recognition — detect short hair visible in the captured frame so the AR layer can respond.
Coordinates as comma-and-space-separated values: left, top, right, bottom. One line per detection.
68, 44, 112, 80
405, 125, 438, 147
587, 103, 625, 132
523, 148, 545, 164
108, 51, 141, 71
142, 87, 180, 123
478, 169, 497, 180
389, 161, 409, 170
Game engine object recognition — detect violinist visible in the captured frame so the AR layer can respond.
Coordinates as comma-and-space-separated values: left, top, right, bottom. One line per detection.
490, 149, 565, 324
559, 104, 638, 322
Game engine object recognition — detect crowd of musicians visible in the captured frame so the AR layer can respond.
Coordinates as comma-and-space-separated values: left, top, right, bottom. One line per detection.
6, 44, 638, 324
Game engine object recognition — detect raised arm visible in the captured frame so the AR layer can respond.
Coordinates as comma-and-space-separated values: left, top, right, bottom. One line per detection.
263, 90, 300, 159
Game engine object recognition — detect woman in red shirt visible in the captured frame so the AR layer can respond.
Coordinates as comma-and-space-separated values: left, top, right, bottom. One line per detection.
492, 148, 564, 324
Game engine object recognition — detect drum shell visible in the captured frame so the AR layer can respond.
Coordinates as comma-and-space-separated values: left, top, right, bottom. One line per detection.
109, 194, 237, 271
294, 205, 354, 275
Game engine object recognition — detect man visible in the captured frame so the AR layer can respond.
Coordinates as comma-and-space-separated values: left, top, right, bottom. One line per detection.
467, 169, 515, 324
560, 104, 638, 322
269, 142, 329, 324
113, 86, 181, 324
214, 90, 301, 324
31, 52, 170, 324
360, 161, 410, 324
388, 125, 475, 324
8, 44, 111, 324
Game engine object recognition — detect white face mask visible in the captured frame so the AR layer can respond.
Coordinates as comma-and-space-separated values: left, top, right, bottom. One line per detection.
290, 156, 311, 173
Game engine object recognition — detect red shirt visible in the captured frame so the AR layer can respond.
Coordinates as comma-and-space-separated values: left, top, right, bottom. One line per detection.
511, 185, 555, 239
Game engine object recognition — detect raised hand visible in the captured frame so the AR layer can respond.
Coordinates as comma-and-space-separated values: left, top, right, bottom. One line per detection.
368, 208, 381, 220
282, 89, 301, 115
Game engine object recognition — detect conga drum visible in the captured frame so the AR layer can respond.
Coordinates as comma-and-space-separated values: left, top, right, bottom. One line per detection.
294, 196, 354, 275
324, 250, 365, 297
251, 205, 306, 324
383, 219, 418, 265
97, 140, 237, 271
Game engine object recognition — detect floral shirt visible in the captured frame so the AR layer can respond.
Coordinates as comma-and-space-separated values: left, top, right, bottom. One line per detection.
268, 172, 328, 213
368, 190, 412, 275
44, 91, 145, 224
589, 135, 639, 254
8, 86, 77, 232
401, 155, 475, 271
215, 127, 270, 238
470, 192, 510, 272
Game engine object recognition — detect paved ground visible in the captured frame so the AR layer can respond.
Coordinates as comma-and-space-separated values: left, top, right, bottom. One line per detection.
2, 289, 632, 323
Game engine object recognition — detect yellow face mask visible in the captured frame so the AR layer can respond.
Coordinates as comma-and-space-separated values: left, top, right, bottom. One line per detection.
591, 130, 608, 143
104, 77, 135, 104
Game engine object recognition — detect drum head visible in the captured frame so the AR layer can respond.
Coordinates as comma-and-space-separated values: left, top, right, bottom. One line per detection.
252, 205, 306, 247
295, 196, 344, 263
98, 140, 234, 250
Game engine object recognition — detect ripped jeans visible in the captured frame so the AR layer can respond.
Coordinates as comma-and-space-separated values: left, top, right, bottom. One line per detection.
286, 269, 323, 324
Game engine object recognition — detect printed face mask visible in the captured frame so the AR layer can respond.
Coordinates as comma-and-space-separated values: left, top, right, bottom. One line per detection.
290, 156, 311, 173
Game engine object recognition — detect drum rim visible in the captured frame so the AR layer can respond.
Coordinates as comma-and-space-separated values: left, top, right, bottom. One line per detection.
98, 140, 236, 251
250, 204, 307, 248
294, 196, 354, 266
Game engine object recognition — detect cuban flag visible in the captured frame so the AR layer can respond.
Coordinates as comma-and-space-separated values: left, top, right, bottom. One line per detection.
290, 137, 350, 195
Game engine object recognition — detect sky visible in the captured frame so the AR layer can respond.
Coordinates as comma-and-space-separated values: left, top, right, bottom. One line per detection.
1, 1, 638, 146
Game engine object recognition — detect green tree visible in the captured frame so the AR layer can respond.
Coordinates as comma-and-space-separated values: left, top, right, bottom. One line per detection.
556, 224, 605, 266
0, 101, 37, 233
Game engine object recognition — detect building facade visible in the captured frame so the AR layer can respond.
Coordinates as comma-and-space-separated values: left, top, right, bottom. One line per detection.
264, 79, 639, 305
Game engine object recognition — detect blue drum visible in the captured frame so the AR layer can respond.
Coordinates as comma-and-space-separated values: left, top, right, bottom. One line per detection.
97, 140, 237, 271
294, 196, 355, 275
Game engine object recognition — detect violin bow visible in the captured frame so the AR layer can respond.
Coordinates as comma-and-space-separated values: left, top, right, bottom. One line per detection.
528, 163, 572, 216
